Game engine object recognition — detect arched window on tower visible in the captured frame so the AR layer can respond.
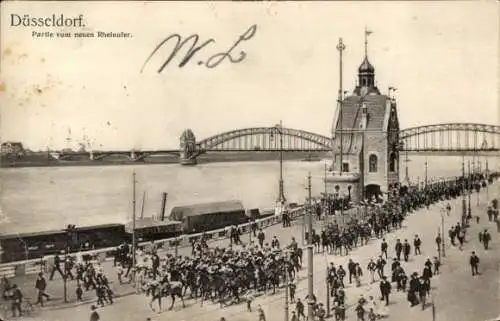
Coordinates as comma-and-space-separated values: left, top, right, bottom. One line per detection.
369, 154, 378, 173
389, 152, 397, 172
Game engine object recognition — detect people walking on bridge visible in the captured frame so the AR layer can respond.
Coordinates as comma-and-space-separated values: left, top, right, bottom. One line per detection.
470, 251, 480, 276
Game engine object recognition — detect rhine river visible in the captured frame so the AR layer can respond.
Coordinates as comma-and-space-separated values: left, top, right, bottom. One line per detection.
0, 155, 497, 235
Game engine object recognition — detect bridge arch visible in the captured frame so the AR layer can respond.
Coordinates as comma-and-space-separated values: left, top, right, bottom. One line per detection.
399, 123, 500, 152
192, 127, 333, 158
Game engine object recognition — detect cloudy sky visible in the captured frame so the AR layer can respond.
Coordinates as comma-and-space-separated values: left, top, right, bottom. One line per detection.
0, 1, 498, 151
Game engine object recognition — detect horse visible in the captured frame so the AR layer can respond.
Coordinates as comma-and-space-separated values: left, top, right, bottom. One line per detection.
147, 280, 185, 312
164, 280, 185, 310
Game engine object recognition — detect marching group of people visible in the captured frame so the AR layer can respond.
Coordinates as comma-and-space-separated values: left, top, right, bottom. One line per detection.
0, 172, 498, 321
120, 174, 496, 321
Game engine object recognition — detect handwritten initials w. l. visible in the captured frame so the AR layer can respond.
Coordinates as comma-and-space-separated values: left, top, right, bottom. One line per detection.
140, 24, 257, 73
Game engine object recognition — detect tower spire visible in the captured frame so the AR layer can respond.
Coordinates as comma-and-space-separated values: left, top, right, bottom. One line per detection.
364, 26, 372, 58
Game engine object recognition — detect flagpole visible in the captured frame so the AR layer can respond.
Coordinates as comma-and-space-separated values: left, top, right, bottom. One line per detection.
132, 171, 136, 276
336, 38, 345, 176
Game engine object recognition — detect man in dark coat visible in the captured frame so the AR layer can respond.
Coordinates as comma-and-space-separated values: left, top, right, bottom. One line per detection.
34, 272, 50, 306
49, 254, 65, 280
413, 235, 422, 255
482, 229, 491, 250
379, 276, 391, 306
381, 239, 388, 259
403, 240, 411, 262
408, 273, 420, 307
470, 251, 480, 276
394, 239, 403, 261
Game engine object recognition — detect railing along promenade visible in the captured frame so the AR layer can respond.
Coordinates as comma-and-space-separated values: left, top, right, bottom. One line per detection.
0, 206, 306, 279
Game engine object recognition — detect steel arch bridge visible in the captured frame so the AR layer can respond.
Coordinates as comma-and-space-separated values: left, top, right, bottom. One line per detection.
46, 122, 500, 163
399, 123, 500, 152
192, 127, 333, 158
189, 122, 500, 158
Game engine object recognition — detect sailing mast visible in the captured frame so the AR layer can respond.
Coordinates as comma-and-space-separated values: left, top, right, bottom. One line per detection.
132, 171, 137, 273
140, 190, 146, 219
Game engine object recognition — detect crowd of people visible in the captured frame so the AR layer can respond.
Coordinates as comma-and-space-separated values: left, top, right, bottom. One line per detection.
0, 172, 498, 321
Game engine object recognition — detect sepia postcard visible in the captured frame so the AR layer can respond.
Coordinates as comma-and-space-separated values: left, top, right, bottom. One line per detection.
0, 1, 499, 321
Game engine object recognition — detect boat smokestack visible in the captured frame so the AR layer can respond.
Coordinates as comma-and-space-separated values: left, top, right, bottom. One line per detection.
160, 192, 168, 221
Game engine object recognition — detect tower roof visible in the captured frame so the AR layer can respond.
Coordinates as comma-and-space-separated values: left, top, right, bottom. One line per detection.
358, 56, 374, 73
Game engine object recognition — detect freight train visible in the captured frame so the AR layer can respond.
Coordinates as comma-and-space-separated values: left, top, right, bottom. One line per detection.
0, 200, 275, 263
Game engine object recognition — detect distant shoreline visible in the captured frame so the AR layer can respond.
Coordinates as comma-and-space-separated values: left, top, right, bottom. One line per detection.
0, 151, 329, 169
1, 150, 496, 169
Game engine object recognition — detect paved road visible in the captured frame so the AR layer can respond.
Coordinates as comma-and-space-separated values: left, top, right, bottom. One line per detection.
7, 184, 500, 321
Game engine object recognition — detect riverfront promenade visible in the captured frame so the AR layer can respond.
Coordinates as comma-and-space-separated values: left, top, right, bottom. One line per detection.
7, 183, 499, 321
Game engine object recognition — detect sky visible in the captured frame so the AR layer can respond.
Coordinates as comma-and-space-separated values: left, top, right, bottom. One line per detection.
0, 1, 498, 151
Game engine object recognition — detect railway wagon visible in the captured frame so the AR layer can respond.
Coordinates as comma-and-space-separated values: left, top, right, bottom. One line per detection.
0, 223, 125, 263
169, 200, 249, 234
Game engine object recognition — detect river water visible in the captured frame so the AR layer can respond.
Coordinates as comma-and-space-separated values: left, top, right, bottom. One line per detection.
0, 155, 497, 235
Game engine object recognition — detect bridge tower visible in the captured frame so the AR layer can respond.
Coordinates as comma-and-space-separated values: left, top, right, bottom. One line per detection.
179, 129, 197, 165
328, 29, 401, 204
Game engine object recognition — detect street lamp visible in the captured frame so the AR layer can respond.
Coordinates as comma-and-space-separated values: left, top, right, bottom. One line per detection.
274, 121, 287, 214
400, 140, 410, 184
467, 160, 472, 220
461, 156, 467, 226
439, 208, 446, 258
334, 185, 341, 227
424, 156, 428, 187
284, 249, 293, 321
306, 173, 315, 321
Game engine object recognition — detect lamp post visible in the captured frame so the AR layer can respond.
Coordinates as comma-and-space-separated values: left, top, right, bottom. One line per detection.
284, 250, 291, 321
461, 156, 467, 226
132, 171, 137, 286
440, 208, 446, 258
476, 181, 480, 207
335, 185, 340, 227
486, 159, 489, 202
325, 263, 330, 317
467, 160, 472, 218
275, 121, 287, 214
324, 161, 328, 217
424, 156, 428, 188
306, 173, 315, 321
336, 38, 346, 177
63, 248, 68, 303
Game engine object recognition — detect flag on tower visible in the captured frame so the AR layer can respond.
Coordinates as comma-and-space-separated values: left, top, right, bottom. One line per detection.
365, 28, 373, 36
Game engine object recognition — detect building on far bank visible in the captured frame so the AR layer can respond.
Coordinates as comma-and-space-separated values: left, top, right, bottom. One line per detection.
0, 142, 24, 156
327, 33, 400, 203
